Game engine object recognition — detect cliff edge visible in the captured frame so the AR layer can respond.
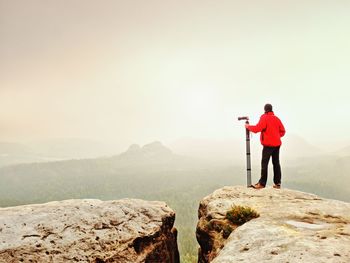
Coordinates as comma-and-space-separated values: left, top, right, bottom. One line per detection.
196, 186, 350, 263
0, 199, 179, 263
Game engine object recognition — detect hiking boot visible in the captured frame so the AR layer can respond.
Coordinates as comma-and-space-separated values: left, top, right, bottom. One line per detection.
253, 183, 265, 189
273, 184, 281, 189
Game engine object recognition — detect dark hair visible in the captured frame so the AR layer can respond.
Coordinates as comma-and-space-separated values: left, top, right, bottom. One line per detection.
264, 104, 273, 113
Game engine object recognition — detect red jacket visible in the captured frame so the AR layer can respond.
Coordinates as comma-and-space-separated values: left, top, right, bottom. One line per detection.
247, 112, 285, 146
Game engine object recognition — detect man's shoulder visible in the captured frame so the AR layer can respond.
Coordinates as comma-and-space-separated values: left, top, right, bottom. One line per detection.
264, 113, 282, 122
273, 115, 283, 124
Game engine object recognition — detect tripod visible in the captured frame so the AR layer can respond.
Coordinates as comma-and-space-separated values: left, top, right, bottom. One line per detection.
238, 117, 253, 187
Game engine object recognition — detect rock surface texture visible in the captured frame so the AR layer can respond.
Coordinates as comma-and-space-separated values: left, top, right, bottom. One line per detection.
196, 186, 350, 263
0, 199, 179, 263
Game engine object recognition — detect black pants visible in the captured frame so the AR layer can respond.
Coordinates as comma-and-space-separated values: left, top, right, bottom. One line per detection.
259, 146, 281, 186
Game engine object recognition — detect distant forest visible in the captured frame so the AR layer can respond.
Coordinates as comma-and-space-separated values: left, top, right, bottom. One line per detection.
0, 143, 349, 263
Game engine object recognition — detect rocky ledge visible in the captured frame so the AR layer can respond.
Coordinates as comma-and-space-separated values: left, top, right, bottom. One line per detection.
196, 186, 350, 263
0, 199, 179, 263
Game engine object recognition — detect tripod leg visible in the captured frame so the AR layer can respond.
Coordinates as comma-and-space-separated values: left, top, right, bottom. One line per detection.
245, 121, 252, 187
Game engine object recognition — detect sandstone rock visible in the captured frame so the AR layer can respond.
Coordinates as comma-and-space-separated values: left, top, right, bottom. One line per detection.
196, 186, 350, 263
0, 199, 179, 263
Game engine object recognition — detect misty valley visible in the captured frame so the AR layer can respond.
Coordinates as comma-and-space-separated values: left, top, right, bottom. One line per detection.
0, 141, 349, 263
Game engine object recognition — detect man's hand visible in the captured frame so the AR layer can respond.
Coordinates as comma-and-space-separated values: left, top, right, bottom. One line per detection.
245, 124, 249, 129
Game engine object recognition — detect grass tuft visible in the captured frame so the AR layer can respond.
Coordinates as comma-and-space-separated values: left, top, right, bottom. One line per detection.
226, 205, 259, 225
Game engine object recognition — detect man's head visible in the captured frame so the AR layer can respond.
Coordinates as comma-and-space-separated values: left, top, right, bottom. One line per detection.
264, 103, 273, 113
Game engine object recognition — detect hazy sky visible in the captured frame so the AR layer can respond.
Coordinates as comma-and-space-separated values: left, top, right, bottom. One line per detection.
1, 0, 349, 148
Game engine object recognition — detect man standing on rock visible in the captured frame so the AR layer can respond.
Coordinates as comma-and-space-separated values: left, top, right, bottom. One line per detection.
245, 104, 286, 189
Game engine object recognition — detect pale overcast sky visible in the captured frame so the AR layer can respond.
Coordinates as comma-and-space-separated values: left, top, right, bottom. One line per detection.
1, 0, 349, 148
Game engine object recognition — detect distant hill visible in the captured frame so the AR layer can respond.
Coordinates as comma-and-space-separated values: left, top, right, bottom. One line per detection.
0, 141, 214, 206
0, 142, 32, 155
26, 138, 120, 159
117, 141, 179, 164
170, 137, 243, 164
0, 139, 120, 167
170, 134, 323, 164
0, 142, 61, 167
282, 134, 322, 159
334, 145, 350, 157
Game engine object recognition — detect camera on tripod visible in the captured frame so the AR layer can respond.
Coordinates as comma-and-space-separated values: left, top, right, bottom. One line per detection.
238, 116, 249, 121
